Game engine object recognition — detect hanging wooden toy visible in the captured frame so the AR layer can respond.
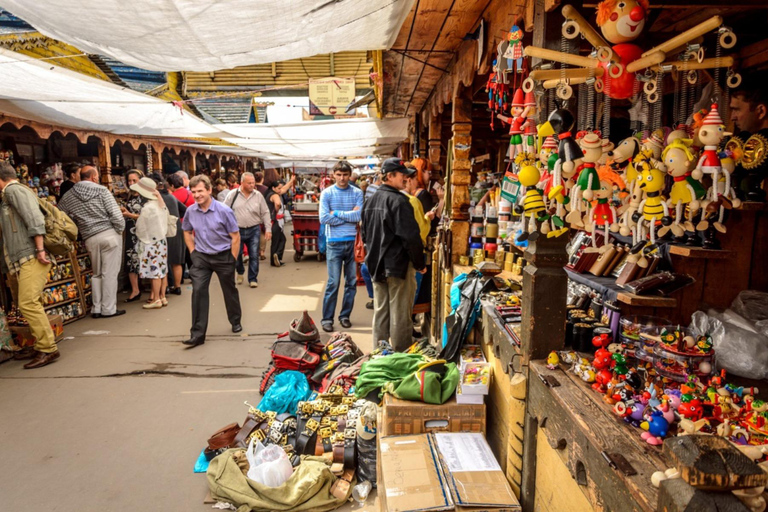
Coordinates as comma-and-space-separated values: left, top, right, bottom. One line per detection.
522, 90, 538, 155
701, 150, 742, 234
566, 132, 603, 227
497, 88, 530, 162
504, 25, 525, 74
515, 158, 550, 242
539, 109, 582, 237
659, 138, 704, 238
585, 167, 621, 251
524, 1, 735, 101
632, 156, 672, 246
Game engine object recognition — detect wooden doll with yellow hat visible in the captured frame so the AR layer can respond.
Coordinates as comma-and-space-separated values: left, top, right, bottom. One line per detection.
659, 138, 704, 237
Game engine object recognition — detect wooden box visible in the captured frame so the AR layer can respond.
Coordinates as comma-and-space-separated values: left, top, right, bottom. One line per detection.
10, 314, 64, 348
381, 395, 486, 436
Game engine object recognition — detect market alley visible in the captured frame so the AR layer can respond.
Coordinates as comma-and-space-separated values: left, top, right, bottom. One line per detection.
0, 240, 373, 511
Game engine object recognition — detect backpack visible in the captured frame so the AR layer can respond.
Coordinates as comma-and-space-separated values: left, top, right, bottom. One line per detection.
38, 198, 78, 255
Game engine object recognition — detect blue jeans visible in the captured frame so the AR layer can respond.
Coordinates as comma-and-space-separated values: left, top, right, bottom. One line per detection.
322, 241, 356, 323
236, 225, 261, 283
360, 263, 373, 299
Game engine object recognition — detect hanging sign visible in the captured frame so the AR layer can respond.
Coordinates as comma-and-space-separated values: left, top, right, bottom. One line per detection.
309, 77, 356, 115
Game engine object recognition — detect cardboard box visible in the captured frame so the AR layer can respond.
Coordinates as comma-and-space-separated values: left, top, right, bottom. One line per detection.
9, 314, 64, 347
381, 395, 486, 436
460, 362, 491, 395
379, 434, 453, 512
456, 384, 485, 405
434, 433, 520, 511
378, 433, 520, 512
460, 345, 486, 371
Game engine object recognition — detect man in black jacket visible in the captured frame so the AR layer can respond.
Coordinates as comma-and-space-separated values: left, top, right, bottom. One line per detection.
362, 158, 426, 351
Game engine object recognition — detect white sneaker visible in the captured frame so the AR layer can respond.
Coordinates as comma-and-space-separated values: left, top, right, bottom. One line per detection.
249, 282, 258, 288
236, 275, 244, 285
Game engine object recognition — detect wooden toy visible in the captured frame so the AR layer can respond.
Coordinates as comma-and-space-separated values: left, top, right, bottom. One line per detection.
632, 155, 671, 246
660, 138, 704, 238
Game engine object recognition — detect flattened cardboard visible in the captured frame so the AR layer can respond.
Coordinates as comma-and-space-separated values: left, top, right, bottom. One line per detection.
435, 433, 521, 511
381, 395, 486, 436
379, 434, 453, 512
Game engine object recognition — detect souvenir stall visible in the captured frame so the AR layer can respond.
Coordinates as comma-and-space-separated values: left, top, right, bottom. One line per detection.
387, 0, 768, 509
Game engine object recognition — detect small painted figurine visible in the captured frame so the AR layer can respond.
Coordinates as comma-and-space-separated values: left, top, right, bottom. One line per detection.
497, 88, 530, 161
693, 104, 731, 206
567, 132, 603, 227
546, 351, 560, 370
515, 161, 549, 242
660, 138, 704, 237
640, 410, 669, 446
632, 156, 672, 245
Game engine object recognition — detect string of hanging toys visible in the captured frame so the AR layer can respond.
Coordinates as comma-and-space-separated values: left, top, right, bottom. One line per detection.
482, 0, 767, 260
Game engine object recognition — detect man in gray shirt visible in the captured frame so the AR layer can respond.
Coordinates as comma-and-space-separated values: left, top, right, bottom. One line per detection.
58, 166, 126, 318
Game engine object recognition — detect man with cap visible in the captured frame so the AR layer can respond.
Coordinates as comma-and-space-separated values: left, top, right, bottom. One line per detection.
361, 158, 426, 352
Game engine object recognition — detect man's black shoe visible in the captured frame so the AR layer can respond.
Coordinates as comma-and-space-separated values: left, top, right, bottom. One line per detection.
91, 313, 101, 319
100, 310, 126, 318
232, 324, 243, 333
183, 339, 205, 347
339, 318, 352, 329
365, 301, 374, 310
321, 322, 333, 333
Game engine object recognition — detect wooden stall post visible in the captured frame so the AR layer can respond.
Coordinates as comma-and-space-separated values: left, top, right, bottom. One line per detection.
428, 115, 442, 170
520, 235, 569, 362
450, 85, 473, 262
97, 135, 113, 186
151, 144, 162, 173
189, 151, 197, 176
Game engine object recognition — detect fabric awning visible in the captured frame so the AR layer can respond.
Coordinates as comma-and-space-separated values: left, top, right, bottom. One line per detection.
0, 48, 221, 138
1, 0, 415, 71
218, 118, 408, 160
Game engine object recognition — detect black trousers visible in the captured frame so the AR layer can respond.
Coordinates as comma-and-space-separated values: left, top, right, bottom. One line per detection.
189, 250, 242, 342
271, 222, 286, 264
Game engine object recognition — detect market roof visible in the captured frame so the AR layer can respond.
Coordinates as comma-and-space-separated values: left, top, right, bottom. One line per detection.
0, 0, 415, 72
218, 118, 409, 160
382, 0, 491, 117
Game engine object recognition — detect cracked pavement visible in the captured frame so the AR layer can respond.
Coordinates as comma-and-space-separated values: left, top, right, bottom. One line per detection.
0, 249, 374, 511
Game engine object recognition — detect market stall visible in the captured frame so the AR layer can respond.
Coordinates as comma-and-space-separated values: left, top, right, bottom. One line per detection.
382, 0, 768, 509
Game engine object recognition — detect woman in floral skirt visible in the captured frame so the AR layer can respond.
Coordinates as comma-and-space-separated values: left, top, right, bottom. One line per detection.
121, 169, 145, 302
131, 177, 170, 309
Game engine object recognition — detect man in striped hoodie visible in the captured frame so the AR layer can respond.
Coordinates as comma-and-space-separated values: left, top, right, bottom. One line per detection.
319, 161, 364, 333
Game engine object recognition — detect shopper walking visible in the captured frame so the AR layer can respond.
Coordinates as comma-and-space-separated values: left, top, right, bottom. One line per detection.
59, 166, 126, 318
121, 169, 144, 302
265, 180, 287, 267
319, 162, 363, 332
181, 175, 242, 347
0, 162, 60, 369
253, 171, 269, 261
226, 172, 272, 287
131, 177, 169, 309
361, 158, 426, 351
152, 173, 185, 295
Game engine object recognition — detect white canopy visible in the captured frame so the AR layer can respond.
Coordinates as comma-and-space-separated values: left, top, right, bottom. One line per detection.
0, 48, 222, 138
1, 0, 415, 71
218, 118, 408, 160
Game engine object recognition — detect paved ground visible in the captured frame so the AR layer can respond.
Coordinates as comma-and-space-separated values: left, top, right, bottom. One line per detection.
0, 232, 376, 511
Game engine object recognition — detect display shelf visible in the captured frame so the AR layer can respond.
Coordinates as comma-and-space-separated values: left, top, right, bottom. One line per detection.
497, 270, 522, 282
615, 291, 677, 308
45, 277, 76, 288
668, 246, 731, 259
43, 297, 80, 310
739, 201, 768, 212
566, 268, 678, 308
63, 314, 86, 325
54, 256, 71, 264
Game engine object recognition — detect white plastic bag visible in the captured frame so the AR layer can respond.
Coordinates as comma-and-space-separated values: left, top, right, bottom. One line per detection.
245, 439, 293, 488
692, 310, 768, 380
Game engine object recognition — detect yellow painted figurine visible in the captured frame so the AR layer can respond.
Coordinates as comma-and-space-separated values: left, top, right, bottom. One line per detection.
547, 351, 560, 369
632, 157, 671, 245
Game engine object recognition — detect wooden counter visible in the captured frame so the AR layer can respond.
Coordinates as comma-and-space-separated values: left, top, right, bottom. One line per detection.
526, 360, 666, 512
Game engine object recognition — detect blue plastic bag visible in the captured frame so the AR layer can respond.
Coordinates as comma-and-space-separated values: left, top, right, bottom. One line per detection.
257, 370, 311, 414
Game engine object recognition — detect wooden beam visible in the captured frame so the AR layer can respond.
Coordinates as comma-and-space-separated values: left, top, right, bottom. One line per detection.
451, 85, 472, 260
428, 115, 442, 169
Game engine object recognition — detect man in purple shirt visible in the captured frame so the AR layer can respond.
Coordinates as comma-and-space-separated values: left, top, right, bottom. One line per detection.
182, 175, 242, 347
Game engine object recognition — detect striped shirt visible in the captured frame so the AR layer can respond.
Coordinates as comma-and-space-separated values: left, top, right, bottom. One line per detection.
319, 184, 363, 242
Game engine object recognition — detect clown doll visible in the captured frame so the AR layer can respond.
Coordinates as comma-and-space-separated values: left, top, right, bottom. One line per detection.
497, 88, 530, 161
659, 138, 704, 237
699, 151, 742, 234
504, 25, 525, 73
585, 167, 621, 251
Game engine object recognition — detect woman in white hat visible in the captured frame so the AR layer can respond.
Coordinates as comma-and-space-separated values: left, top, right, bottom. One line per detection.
131, 177, 170, 309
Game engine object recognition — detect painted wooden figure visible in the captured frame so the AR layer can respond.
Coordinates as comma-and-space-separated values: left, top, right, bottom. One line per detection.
632, 157, 672, 245
497, 88, 530, 161
660, 138, 704, 237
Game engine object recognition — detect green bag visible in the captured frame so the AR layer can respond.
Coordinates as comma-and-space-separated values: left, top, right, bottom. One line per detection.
355, 353, 459, 405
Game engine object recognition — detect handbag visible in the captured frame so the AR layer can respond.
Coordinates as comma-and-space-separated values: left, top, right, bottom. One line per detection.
354, 226, 365, 263
166, 212, 178, 237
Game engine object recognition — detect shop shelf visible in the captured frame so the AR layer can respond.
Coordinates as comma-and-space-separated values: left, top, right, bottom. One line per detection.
668, 246, 731, 259
45, 277, 76, 287
43, 297, 80, 310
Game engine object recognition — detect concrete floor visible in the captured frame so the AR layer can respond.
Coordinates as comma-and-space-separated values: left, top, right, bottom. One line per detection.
0, 237, 375, 511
